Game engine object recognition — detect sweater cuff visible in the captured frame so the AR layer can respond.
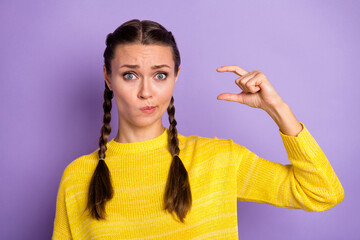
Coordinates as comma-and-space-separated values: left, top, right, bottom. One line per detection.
278, 122, 322, 160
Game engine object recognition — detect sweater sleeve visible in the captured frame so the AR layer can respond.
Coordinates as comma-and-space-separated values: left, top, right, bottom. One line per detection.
235, 122, 345, 212
52, 167, 73, 240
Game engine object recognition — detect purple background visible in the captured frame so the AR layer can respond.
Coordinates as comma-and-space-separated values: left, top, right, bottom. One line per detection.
1, 0, 358, 239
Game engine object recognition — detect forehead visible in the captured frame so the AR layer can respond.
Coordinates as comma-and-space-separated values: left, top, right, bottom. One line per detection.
112, 44, 174, 67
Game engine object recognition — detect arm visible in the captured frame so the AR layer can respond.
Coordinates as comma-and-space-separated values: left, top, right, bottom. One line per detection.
235, 121, 345, 211
216, 65, 344, 211
52, 169, 73, 240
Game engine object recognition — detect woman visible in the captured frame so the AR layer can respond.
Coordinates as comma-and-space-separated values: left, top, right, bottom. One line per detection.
52, 19, 344, 239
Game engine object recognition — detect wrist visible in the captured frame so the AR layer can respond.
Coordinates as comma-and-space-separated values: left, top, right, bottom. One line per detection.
265, 101, 302, 136
265, 101, 288, 123
263, 97, 287, 116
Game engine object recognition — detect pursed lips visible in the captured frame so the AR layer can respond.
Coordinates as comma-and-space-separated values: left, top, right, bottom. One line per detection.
140, 106, 156, 110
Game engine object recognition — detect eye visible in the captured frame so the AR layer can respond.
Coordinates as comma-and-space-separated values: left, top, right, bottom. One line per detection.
123, 72, 136, 80
156, 72, 168, 80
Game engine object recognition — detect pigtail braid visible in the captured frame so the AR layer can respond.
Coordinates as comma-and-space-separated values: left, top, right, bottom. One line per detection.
86, 82, 114, 220
163, 96, 192, 223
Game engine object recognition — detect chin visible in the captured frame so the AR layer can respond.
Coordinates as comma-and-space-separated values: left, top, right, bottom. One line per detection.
131, 118, 159, 128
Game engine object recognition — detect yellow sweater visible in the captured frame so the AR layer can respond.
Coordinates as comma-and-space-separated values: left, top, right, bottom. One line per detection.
52, 122, 344, 239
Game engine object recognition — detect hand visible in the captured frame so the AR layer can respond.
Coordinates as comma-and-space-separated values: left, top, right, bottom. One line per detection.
216, 65, 284, 112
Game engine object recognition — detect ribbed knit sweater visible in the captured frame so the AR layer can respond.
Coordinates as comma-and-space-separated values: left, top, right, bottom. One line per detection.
52, 122, 344, 239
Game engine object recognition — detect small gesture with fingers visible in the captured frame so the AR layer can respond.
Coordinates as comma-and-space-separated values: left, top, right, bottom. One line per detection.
216, 65, 284, 112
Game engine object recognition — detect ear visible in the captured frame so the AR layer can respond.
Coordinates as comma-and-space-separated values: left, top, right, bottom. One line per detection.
175, 65, 181, 83
103, 65, 113, 91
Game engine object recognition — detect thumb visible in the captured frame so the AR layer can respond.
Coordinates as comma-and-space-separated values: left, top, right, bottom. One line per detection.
217, 92, 248, 104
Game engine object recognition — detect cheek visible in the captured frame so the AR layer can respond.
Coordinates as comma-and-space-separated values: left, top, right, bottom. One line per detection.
113, 86, 134, 109
160, 86, 173, 98
158, 85, 175, 108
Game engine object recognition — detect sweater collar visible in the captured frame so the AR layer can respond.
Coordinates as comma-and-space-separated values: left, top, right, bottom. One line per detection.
106, 127, 170, 154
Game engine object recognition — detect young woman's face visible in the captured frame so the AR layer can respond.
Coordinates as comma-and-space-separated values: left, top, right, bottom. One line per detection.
104, 43, 180, 129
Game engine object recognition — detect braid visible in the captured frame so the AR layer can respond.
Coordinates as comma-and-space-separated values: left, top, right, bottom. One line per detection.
163, 96, 192, 223
167, 96, 180, 156
86, 82, 114, 220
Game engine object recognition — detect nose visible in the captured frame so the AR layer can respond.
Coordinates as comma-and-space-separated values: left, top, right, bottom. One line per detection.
138, 78, 153, 99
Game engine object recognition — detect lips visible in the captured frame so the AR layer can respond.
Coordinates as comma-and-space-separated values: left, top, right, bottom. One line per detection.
140, 106, 156, 110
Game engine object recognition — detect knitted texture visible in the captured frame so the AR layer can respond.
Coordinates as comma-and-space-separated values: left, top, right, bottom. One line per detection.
52, 122, 344, 239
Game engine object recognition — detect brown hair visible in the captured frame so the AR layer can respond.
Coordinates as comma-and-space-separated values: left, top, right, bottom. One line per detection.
86, 19, 191, 223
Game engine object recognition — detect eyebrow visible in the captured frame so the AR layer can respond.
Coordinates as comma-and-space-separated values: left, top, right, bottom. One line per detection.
119, 64, 171, 70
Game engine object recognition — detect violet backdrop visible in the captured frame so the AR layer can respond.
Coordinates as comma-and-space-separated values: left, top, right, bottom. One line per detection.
0, 0, 358, 239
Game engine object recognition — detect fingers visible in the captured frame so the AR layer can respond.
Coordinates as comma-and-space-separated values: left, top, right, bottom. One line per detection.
216, 65, 248, 76
236, 72, 256, 92
217, 92, 247, 103
217, 65, 261, 93
217, 66, 264, 107
236, 71, 261, 93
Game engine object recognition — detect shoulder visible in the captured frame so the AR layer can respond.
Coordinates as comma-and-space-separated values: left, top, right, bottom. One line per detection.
59, 149, 99, 186
177, 132, 244, 154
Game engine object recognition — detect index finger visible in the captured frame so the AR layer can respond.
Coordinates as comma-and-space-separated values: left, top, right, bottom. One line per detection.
216, 65, 249, 76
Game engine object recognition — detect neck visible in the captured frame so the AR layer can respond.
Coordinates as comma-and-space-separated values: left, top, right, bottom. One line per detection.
115, 122, 166, 143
